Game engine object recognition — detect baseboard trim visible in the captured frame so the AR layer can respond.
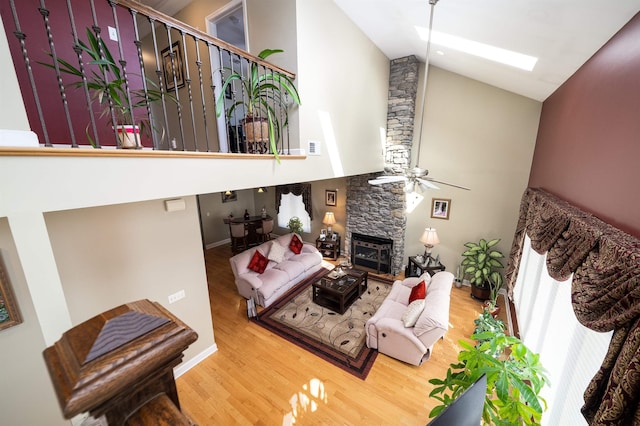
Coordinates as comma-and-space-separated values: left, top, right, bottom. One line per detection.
206, 238, 230, 250
174, 343, 218, 378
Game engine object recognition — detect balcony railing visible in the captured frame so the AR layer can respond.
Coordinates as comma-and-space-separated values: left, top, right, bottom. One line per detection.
1, 0, 298, 155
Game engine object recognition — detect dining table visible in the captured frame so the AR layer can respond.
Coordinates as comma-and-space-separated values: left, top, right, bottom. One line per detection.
223, 215, 272, 248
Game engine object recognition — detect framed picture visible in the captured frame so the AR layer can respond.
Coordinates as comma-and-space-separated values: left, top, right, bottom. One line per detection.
221, 191, 237, 203
331, 233, 338, 241
431, 198, 451, 220
320, 229, 327, 239
0, 259, 22, 331
161, 41, 185, 91
325, 189, 337, 206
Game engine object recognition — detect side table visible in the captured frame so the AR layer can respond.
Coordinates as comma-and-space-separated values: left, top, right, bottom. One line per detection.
405, 255, 445, 277
316, 234, 341, 260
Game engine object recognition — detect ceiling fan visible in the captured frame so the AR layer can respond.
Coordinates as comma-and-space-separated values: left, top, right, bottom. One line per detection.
368, 0, 470, 193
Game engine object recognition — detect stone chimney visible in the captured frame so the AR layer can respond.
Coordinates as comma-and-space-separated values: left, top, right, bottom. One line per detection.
346, 56, 419, 276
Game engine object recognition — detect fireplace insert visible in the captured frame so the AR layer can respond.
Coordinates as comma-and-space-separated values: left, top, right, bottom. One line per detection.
351, 233, 393, 274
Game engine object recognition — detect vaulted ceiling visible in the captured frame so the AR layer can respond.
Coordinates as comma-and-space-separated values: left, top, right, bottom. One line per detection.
143, 0, 640, 101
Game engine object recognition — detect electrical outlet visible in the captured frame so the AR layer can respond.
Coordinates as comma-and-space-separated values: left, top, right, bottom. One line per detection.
168, 289, 185, 304
108, 26, 118, 42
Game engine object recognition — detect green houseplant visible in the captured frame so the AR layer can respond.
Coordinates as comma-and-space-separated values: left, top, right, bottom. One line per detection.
461, 238, 505, 303
41, 28, 171, 148
429, 312, 549, 425
287, 216, 304, 235
215, 48, 301, 161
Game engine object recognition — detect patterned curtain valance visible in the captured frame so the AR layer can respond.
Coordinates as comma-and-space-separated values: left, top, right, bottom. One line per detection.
275, 183, 313, 220
505, 188, 640, 425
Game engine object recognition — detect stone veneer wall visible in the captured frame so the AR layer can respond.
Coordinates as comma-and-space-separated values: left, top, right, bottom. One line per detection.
345, 56, 419, 275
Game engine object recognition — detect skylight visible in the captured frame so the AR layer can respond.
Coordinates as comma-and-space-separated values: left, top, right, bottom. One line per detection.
416, 27, 538, 71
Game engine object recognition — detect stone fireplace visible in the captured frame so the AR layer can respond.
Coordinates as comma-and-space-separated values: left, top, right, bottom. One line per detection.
345, 56, 419, 276
351, 233, 393, 274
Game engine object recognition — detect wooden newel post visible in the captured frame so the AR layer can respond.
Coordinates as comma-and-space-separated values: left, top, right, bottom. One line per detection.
43, 299, 198, 425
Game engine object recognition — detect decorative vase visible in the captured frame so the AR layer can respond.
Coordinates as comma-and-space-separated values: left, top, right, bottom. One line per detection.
113, 124, 141, 149
470, 284, 491, 301
483, 300, 501, 318
242, 116, 269, 153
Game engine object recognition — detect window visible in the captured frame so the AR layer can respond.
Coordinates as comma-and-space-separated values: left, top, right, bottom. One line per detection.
513, 235, 612, 425
277, 193, 311, 233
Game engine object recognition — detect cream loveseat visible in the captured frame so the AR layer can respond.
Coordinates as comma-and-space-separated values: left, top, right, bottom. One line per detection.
365, 271, 454, 366
229, 233, 324, 308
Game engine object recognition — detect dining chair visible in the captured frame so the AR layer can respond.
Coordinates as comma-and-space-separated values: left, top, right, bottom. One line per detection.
230, 222, 249, 253
256, 218, 274, 243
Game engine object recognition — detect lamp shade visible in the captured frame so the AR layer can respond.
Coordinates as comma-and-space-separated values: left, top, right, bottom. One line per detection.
419, 227, 440, 246
322, 212, 336, 226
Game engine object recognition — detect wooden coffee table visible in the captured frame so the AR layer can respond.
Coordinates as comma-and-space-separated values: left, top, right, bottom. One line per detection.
312, 268, 368, 314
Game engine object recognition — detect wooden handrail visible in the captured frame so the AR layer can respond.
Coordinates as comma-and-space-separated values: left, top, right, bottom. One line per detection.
116, 0, 296, 79
0, 146, 305, 160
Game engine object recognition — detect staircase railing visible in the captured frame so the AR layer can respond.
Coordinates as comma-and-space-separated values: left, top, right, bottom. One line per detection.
2, 0, 297, 154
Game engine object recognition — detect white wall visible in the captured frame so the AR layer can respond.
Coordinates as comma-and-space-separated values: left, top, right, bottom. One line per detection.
44, 197, 215, 362
0, 219, 67, 426
294, 0, 389, 179
404, 66, 541, 274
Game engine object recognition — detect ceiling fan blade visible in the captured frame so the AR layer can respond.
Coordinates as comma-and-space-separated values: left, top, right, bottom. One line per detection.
372, 175, 408, 181
426, 177, 470, 191
368, 176, 408, 185
416, 178, 440, 190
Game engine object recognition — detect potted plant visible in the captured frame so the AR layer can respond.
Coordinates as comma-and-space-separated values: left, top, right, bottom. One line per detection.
287, 216, 304, 235
429, 312, 549, 425
216, 49, 301, 161
461, 238, 505, 303
41, 28, 172, 148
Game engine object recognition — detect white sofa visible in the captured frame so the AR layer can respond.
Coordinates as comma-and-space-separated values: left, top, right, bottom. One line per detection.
365, 271, 454, 366
229, 233, 324, 308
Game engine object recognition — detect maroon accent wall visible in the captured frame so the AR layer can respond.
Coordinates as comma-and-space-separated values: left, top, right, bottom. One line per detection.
1, 0, 146, 147
529, 12, 640, 238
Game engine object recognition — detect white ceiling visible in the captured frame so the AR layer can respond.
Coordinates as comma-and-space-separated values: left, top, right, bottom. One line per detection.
334, 0, 640, 101
143, 0, 640, 101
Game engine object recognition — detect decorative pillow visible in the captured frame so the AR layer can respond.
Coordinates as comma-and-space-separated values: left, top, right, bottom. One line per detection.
268, 242, 286, 263
408, 280, 427, 304
248, 250, 269, 274
402, 299, 426, 327
289, 234, 303, 254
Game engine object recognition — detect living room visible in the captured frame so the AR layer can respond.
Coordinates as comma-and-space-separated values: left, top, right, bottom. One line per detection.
1, 0, 640, 425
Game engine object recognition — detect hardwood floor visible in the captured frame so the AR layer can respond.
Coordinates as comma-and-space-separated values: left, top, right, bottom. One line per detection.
176, 244, 494, 425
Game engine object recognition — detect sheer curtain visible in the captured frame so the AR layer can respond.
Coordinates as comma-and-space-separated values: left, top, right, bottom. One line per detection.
277, 193, 311, 233
514, 235, 612, 425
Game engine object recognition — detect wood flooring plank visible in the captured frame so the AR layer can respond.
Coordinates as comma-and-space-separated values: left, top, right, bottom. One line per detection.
176, 243, 499, 425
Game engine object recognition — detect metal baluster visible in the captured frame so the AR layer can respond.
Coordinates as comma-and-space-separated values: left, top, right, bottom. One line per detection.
194, 36, 210, 152
8, 0, 51, 146
89, 0, 119, 147
278, 67, 290, 155
165, 25, 185, 150
109, 0, 139, 148
38, 1, 77, 147
216, 46, 231, 153
65, 0, 101, 148
180, 32, 197, 151
148, 18, 172, 150
130, 9, 159, 150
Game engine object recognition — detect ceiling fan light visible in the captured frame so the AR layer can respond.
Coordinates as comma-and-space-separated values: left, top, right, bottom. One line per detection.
404, 181, 415, 193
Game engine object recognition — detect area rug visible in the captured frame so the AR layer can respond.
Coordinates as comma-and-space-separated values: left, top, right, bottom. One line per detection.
253, 269, 392, 380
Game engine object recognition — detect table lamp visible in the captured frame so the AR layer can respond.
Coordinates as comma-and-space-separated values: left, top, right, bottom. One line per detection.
419, 227, 440, 259
323, 212, 336, 234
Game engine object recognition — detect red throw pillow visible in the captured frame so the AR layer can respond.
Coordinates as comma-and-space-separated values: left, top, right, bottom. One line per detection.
408, 280, 427, 304
289, 234, 303, 254
248, 250, 269, 274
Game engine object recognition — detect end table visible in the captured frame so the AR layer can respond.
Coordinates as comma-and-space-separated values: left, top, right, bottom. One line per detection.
406, 255, 445, 277
316, 234, 341, 260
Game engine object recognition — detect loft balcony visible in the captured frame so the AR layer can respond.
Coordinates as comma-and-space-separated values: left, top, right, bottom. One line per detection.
1, 0, 301, 158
